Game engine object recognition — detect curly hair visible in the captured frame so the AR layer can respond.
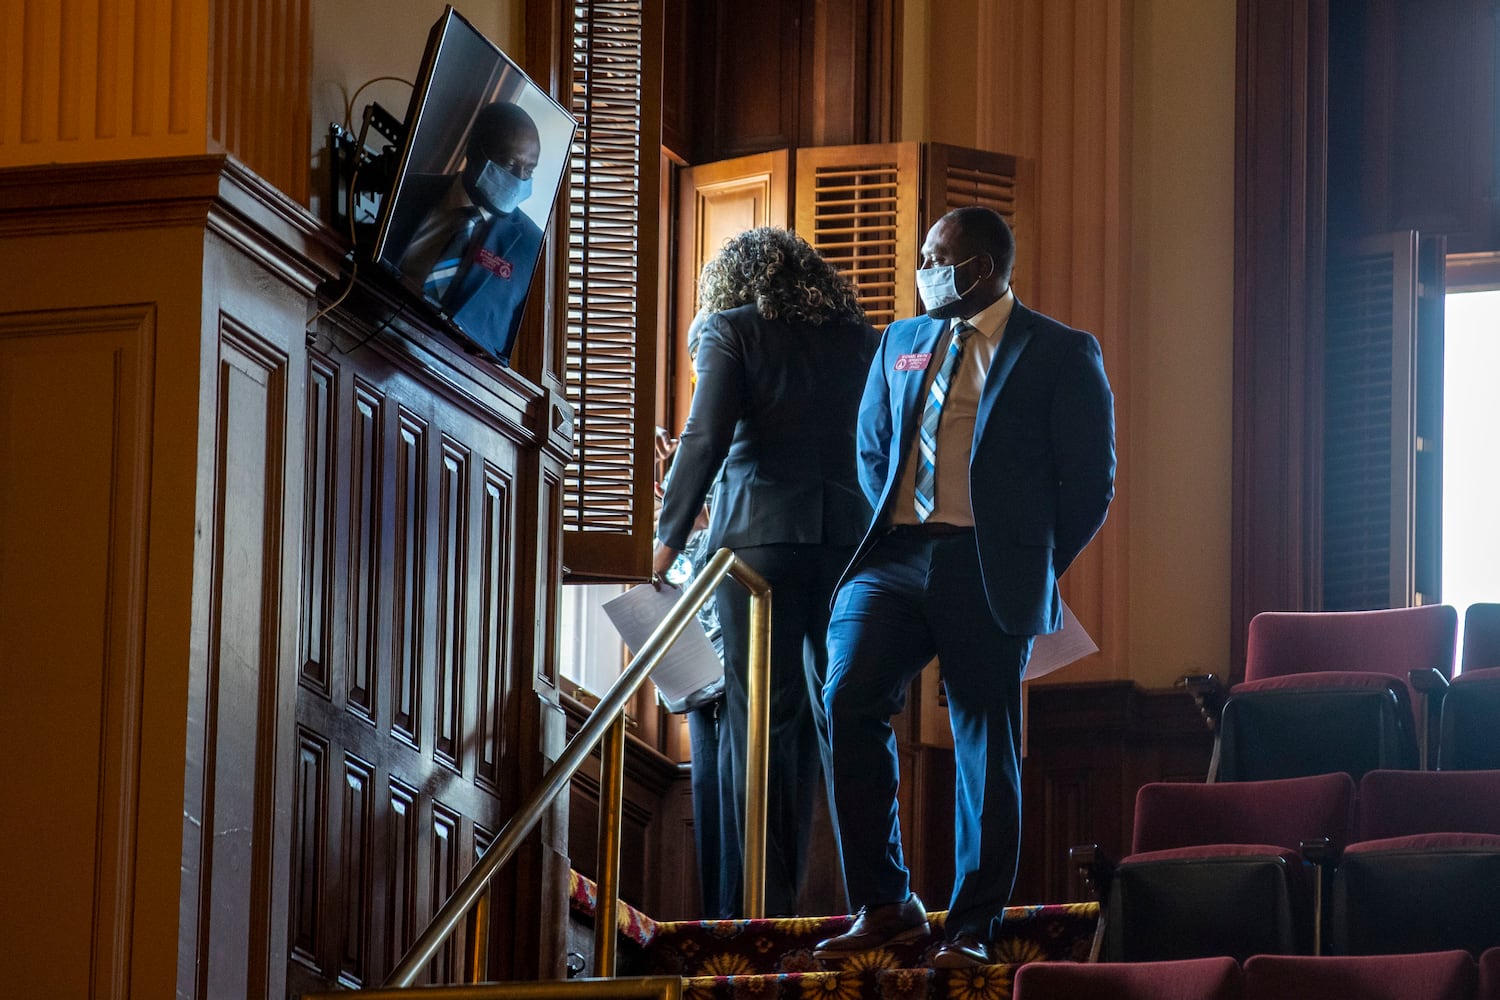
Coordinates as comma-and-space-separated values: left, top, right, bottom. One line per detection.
698, 227, 866, 326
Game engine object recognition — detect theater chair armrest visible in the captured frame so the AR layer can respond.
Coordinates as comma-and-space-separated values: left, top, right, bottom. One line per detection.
1409, 668, 1450, 769
1180, 673, 1226, 732
1299, 837, 1341, 956
1069, 844, 1116, 904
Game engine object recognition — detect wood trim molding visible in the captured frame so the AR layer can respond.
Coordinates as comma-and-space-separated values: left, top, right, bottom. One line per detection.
1231, 0, 1330, 672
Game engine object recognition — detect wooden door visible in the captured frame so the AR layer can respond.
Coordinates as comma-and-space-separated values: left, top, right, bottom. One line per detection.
671, 151, 792, 429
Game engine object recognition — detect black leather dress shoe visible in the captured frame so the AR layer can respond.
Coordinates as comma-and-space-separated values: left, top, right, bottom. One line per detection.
931, 932, 994, 968
813, 893, 930, 958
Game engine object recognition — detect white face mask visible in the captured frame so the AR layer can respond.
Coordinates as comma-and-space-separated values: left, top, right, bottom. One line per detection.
471, 159, 533, 215
916, 254, 982, 312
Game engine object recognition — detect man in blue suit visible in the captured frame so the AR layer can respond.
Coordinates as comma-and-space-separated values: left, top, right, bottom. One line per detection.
393, 100, 544, 365
813, 207, 1115, 967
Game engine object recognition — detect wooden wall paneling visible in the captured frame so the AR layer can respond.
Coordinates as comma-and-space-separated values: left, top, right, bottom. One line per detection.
702, 1, 801, 160
0, 155, 571, 994
671, 151, 792, 431
287, 316, 549, 990
800, 0, 868, 148
210, 0, 312, 203
682, 0, 895, 162
1232, 0, 1330, 669
562, 697, 680, 917
500, 454, 574, 982
0, 0, 210, 165
0, 0, 311, 204
660, 0, 694, 158
0, 304, 156, 1000
1331, 0, 1498, 253
862, 0, 901, 144
1017, 683, 1213, 905
907, 746, 957, 910
183, 308, 296, 1000
185, 192, 331, 999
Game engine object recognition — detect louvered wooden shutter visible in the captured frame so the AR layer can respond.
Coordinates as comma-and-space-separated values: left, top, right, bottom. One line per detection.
923, 143, 1035, 303
795, 143, 1033, 328
1322, 231, 1444, 610
563, 0, 662, 581
795, 142, 922, 329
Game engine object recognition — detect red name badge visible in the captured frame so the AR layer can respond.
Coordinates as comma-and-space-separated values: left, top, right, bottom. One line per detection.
894, 352, 931, 371
477, 248, 514, 279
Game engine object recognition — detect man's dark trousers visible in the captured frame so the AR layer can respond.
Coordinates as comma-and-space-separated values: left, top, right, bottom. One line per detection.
824, 528, 1032, 940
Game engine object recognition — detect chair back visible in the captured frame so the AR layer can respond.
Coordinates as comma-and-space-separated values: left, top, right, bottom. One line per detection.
1463, 603, 1500, 673
1014, 957, 1243, 1000
1132, 772, 1355, 855
1243, 951, 1477, 1000
1244, 605, 1458, 698
1355, 769, 1500, 841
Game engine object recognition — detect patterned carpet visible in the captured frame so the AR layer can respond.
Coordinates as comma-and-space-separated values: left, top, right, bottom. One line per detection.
569, 872, 1100, 1000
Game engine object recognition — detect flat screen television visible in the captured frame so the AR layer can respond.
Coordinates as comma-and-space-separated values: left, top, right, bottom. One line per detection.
372, 6, 576, 367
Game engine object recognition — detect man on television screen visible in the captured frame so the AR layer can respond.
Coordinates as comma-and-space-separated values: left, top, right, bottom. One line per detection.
395, 100, 544, 362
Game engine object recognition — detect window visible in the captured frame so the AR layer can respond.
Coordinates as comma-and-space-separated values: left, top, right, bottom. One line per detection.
1443, 288, 1500, 645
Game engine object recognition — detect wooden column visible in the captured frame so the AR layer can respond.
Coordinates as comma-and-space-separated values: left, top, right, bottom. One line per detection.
1231, 0, 1329, 669
0, 0, 310, 202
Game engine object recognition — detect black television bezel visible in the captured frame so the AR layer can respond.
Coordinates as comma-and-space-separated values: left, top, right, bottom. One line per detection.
369, 5, 576, 368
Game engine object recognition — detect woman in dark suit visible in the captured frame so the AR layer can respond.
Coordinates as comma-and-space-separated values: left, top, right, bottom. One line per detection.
654, 227, 879, 917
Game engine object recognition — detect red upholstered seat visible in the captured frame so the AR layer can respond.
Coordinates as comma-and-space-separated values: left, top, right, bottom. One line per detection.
1080, 773, 1355, 962
1243, 951, 1477, 1000
1013, 957, 1242, 1000
1438, 604, 1500, 770
1355, 768, 1500, 838
1333, 769, 1500, 956
1218, 606, 1457, 781
1479, 946, 1500, 1000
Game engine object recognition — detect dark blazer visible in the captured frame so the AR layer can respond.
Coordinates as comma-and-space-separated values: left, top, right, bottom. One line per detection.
440, 208, 542, 363
658, 303, 880, 553
383, 173, 543, 364
846, 300, 1116, 636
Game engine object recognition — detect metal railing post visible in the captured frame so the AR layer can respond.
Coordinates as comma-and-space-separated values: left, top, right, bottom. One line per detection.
741, 587, 771, 918
594, 716, 627, 976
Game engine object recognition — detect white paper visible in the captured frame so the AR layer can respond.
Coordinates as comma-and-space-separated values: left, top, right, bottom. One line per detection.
1025, 600, 1098, 681
602, 583, 724, 705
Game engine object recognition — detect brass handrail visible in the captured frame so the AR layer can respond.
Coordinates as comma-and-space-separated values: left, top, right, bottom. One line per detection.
383, 547, 772, 988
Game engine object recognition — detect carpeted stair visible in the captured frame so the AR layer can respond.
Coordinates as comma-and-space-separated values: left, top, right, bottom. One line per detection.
569, 871, 1099, 999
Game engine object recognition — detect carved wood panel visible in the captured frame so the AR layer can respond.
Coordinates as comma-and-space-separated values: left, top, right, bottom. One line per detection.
287, 338, 532, 994
0, 305, 156, 1000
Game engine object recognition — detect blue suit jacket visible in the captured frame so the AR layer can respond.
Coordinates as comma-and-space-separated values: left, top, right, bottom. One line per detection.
844, 300, 1116, 636
384, 172, 543, 364
441, 208, 543, 364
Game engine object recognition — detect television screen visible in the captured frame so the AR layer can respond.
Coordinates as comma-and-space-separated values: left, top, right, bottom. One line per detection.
372, 6, 576, 366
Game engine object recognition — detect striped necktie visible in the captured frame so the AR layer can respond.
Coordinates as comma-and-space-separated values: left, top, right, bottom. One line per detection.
913, 320, 976, 522
423, 209, 482, 303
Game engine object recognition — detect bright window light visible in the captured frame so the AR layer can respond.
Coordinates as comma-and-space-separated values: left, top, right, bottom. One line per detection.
558, 583, 628, 695
1443, 288, 1500, 665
